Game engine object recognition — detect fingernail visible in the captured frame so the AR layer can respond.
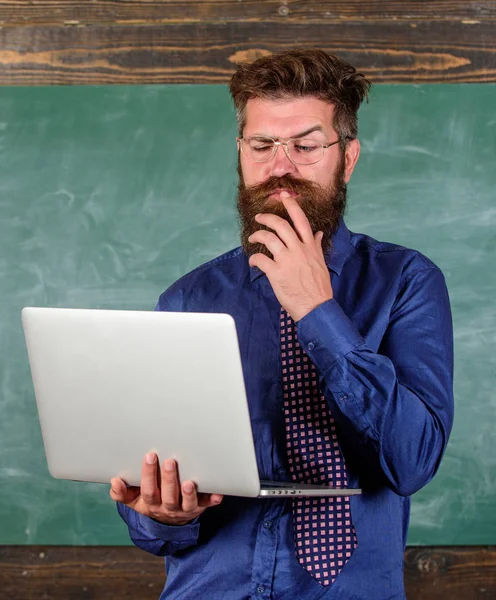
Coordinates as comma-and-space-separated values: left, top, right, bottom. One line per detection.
183, 482, 194, 494
146, 453, 156, 465
164, 460, 175, 472
281, 191, 290, 198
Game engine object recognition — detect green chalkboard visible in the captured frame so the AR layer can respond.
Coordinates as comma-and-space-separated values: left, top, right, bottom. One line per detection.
0, 85, 495, 546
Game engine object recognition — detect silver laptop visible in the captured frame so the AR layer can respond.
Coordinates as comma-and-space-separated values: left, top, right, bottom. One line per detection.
22, 307, 361, 499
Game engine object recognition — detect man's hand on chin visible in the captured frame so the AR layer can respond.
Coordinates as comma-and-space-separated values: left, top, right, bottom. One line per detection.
248, 191, 333, 322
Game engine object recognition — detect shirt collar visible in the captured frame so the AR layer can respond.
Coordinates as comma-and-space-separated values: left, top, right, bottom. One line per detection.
248, 217, 352, 282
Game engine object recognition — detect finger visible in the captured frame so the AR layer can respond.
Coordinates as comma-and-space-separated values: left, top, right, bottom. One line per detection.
314, 231, 325, 257
109, 477, 140, 505
181, 480, 199, 513
198, 493, 224, 509
254, 212, 301, 248
140, 452, 161, 506
161, 459, 181, 511
280, 194, 314, 243
248, 230, 287, 258
248, 253, 276, 275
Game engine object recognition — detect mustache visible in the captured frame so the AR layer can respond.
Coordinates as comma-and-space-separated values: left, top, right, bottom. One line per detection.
239, 174, 323, 201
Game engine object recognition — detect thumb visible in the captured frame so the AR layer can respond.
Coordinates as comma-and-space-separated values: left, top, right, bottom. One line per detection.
110, 477, 141, 505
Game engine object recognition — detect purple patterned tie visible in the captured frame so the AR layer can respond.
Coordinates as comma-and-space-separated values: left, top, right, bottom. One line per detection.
280, 308, 357, 586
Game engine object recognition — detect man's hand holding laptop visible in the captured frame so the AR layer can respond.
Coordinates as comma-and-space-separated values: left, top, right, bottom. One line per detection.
110, 452, 223, 525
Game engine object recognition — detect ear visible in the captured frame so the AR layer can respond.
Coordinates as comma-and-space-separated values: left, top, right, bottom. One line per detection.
343, 138, 360, 183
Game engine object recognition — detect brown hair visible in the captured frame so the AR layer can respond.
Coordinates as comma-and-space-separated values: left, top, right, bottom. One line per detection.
229, 48, 371, 142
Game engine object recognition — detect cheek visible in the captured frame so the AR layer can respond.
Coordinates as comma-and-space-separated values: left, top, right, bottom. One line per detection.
299, 165, 331, 188
313, 159, 339, 188
240, 158, 269, 186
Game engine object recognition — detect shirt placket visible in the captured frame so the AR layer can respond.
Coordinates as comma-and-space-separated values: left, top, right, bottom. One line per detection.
250, 499, 286, 599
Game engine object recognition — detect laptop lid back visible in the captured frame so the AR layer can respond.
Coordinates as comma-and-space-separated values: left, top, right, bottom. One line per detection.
21, 307, 261, 497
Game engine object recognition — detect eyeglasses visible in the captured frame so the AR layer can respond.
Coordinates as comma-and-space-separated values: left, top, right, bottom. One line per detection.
237, 136, 343, 166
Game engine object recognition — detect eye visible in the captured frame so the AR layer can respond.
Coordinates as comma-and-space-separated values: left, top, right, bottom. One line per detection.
250, 138, 274, 151
293, 139, 320, 153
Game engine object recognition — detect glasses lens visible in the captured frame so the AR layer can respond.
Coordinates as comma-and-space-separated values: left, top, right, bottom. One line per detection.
240, 137, 325, 164
288, 139, 324, 165
242, 137, 275, 163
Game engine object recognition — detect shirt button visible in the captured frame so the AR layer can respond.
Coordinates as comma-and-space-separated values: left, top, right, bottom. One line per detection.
277, 467, 286, 475
339, 393, 348, 401
256, 584, 265, 595
307, 342, 315, 351
263, 520, 272, 529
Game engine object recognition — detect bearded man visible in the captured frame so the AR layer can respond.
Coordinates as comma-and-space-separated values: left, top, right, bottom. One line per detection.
110, 49, 454, 600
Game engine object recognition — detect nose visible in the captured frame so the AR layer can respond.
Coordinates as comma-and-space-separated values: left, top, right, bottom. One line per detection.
270, 143, 298, 178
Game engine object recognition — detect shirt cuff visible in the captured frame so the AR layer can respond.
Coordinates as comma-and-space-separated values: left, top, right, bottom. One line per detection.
138, 513, 201, 543
296, 299, 364, 372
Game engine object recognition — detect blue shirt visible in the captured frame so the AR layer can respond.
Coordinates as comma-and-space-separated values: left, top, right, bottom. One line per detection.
117, 219, 454, 600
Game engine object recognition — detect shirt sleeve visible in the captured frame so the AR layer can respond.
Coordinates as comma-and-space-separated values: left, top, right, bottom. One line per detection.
117, 503, 200, 556
296, 266, 454, 497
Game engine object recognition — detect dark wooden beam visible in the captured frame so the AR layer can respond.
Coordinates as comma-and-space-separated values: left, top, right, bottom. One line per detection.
0, 1, 495, 26
404, 546, 496, 600
0, 1, 495, 84
0, 19, 495, 85
0, 545, 165, 600
0, 546, 495, 599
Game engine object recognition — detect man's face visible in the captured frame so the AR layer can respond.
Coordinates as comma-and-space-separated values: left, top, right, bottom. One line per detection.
236, 96, 360, 257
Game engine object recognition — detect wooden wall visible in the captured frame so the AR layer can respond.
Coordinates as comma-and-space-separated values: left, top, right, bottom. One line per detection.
0, 1, 494, 597
0, 545, 495, 599
0, 0, 494, 84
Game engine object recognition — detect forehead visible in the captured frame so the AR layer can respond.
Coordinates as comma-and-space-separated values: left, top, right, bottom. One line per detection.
243, 97, 335, 137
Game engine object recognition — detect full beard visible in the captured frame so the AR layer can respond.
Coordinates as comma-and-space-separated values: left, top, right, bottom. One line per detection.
236, 157, 347, 259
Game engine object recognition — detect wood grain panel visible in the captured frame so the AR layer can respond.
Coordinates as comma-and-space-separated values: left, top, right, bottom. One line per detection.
0, 545, 166, 600
0, 1, 495, 27
404, 546, 496, 599
0, 19, 494, 85
0, 545, 495, 599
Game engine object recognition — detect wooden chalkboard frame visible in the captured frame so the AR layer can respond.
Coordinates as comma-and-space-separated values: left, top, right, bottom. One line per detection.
0, 0, 495, 84
0, 545, 495, 599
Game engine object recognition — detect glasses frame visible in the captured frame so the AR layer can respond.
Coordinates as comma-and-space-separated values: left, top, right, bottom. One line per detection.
236, 135, 344, 166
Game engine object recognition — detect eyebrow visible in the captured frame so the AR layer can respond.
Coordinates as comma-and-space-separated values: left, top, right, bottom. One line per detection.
253, 125, 327, 140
